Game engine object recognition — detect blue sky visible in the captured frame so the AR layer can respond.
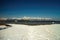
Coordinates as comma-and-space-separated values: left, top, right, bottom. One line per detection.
0, 0, 60, 19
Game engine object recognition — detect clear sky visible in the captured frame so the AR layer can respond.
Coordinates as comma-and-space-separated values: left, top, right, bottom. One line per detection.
0, 0, 60, 19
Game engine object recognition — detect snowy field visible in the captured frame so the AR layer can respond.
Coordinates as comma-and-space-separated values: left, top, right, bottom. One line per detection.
0, 24, 60, 40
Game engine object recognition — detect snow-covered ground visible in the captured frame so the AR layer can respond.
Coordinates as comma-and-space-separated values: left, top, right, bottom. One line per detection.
0, 24, 60, 40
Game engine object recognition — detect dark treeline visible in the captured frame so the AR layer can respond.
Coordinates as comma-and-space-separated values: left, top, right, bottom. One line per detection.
0, 19, 60, 25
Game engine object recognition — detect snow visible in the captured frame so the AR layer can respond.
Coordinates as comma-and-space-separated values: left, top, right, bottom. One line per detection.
0, 24, 60, 40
